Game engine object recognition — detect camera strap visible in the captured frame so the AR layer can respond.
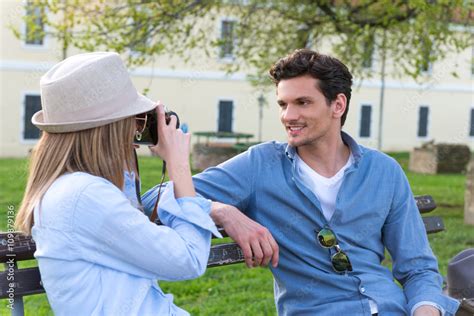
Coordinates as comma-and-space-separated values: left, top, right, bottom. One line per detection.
133, 148, 166, 223
150, 162, 166, 223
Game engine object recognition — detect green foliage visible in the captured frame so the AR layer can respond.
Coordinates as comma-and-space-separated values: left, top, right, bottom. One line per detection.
11, 1, 473, 83
1, 154, 473, 315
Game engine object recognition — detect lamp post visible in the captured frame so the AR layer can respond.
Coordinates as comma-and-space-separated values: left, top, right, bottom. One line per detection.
258, 93, 266, 142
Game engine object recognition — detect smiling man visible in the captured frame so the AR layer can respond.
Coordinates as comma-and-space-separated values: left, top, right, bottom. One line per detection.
145, 49, 460, 315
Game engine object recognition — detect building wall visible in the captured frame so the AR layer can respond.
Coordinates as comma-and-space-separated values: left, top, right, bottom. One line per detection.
1, 0, 473, 157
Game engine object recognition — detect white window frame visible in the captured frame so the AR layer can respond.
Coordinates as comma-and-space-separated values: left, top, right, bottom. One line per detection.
420, 41, 434, 76
417, 105, 430, 140
471, 44, 474, 78
217, 17, 238, 63
20, 91, 41, 144
361, 36, 376, 71
21, 0, 48, 50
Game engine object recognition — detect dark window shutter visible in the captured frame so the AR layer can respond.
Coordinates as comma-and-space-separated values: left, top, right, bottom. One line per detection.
24, 95, 42, 140
359, 105, 372, 138
218, 101, 233, 133
418, 106, 429, 137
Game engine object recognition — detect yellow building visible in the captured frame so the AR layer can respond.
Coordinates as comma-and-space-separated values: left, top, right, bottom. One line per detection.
1, 0, 473, 157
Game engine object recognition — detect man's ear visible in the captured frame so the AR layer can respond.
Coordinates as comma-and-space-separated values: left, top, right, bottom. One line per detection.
331, 93, 347, 119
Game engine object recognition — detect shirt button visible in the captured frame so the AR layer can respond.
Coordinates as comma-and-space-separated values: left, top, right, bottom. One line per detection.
360, 286, 366, 293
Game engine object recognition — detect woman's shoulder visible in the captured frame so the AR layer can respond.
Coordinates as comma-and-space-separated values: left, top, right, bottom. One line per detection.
42, 172, 120, 214
37, 172, 124, 230
57, 171, 111, 185
49, 172, 116, 196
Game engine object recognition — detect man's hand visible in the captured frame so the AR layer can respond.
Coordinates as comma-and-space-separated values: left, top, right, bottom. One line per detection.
413, 305, 441, 316
211, 202, 279, 268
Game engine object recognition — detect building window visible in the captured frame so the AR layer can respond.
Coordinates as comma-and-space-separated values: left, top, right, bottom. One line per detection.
219, 20, 236, 59
218, 100, 233, 132
24, 95, 42, 140
418, 106, 429, 138
359, 105, 372, 138
471, 45, 473, 76
25, 2, 45, 45
362, 35, 374, 69
420, 40, 433, 73
469, 108, 474, 137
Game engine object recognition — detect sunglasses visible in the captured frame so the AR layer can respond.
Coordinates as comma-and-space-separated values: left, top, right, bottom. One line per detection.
316, 227, 353, 273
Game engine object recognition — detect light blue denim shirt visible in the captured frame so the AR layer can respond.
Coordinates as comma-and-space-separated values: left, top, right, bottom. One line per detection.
32, 171, 220, 316
147, 132, 458, 315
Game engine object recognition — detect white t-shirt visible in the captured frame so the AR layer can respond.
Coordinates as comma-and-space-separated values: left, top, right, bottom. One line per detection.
295, 153, 354, 222
295, 152, 378, 314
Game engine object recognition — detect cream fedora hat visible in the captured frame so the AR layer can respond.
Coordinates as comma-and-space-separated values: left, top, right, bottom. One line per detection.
32, 52, 156, 133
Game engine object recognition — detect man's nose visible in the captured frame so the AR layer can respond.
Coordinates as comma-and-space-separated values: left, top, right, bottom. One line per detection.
282, 104, 299, 122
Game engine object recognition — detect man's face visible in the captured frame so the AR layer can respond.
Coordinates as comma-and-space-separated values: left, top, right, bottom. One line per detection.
277, 75, 338, 148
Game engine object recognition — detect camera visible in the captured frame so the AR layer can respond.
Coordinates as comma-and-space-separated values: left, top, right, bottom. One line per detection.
134, 108, 180, 146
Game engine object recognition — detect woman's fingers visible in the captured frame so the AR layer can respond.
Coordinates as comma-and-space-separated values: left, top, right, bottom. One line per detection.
156, 104, 166, 133
167, 114, 178, 129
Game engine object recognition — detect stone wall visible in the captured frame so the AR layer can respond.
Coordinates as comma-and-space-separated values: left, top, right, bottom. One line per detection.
192, 143, 240, 171
465, 160, 474, 226
409, 143, 470, 174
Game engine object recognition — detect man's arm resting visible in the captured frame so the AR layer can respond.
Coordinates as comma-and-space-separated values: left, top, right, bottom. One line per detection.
211, 202, 279, 268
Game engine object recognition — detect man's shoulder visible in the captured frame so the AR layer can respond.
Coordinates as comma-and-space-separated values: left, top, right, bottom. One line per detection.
358, 145, 401, 170
248, 141, 287, 153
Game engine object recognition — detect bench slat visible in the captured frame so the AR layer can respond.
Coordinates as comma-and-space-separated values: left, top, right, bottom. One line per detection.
0, 267, 43, 299
415, 195, 437, 213
208, 243, 245, 267
423, 216, 445, 234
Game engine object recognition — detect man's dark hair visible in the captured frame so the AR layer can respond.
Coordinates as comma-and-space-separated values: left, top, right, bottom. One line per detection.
269, 49, 353, 127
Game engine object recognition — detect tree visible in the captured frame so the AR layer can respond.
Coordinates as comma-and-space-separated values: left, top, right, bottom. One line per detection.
14, 1, 472, 150
14, 1, 472, 80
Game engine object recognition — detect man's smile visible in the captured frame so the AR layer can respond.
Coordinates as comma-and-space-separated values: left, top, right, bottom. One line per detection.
286, 124, 306, 136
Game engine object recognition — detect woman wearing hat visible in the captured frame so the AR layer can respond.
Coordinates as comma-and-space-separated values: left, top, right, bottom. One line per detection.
15, 52, 220, 315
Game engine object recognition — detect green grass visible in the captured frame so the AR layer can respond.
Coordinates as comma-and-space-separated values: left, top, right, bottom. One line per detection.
0, 154, 473, 315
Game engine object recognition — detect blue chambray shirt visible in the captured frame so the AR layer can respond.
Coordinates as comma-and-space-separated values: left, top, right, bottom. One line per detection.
164, 132, 459, 315
32, 171, 221, 316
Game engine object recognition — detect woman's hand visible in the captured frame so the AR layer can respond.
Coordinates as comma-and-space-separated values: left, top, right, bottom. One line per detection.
148, 103, 195, 198
149, 103, 190, 165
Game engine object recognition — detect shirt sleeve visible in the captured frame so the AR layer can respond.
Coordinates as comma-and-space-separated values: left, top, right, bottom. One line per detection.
143, 148, 256, 215
71, 179, 215, 281
382, 162, 460, 315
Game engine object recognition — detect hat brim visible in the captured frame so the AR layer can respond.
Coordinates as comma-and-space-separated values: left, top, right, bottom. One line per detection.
32, 94, 156, 133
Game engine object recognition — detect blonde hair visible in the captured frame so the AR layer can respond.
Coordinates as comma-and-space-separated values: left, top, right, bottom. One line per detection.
15, 117, 136, 235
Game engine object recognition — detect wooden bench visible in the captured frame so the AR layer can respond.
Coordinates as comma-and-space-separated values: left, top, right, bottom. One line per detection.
0, 195, 450, 315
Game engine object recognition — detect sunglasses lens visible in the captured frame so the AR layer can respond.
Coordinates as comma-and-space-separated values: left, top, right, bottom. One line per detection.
331, 251, 352, 272
317, 228, 337, 248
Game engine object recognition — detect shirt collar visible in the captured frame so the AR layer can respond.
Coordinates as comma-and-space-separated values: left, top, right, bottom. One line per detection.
285, 131, 363, 166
